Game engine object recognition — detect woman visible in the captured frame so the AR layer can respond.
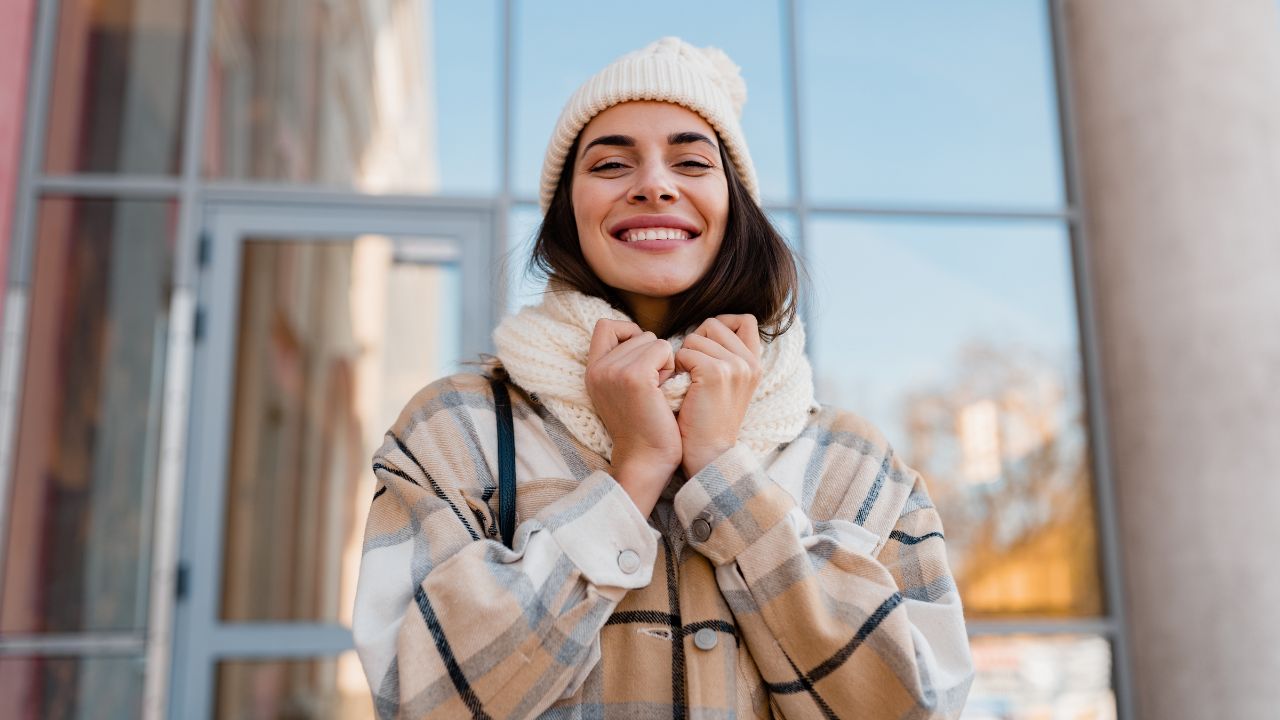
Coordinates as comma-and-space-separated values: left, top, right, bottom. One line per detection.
354, 37, 974, 719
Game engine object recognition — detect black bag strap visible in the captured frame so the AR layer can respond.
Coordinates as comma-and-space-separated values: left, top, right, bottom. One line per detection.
491, 376, 517, 549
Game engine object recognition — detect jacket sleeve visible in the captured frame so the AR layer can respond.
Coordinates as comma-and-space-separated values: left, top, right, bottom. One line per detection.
672, 442, 975, 719
353, 385, 660, 720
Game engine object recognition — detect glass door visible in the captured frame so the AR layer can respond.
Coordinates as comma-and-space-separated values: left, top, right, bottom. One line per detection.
171, 200, 494, 718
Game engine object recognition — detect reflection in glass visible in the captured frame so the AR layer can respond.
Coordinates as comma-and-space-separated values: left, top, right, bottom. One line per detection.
215, 653, 373, 720
765, 209, 800, 254
44, 0, 192, 174
219, 237, 461, 624
1, 198, 174, 634
962, 635, 1116, 720
809, 217, 1101, 617
513, 0, 792, 203
505, 204, 547, 314
204, 0, 498, 194
0, 656, 145, 720
800, 0, 1064, 208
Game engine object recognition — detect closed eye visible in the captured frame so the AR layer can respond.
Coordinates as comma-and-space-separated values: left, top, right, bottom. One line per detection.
589, 161, 627, 172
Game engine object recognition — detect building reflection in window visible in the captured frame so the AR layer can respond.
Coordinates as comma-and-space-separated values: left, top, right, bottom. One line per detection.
2, 198, 175, 635
219, 236, 460, 627
810, 216, 1103, 619
216, 652, 372, 720
204, 0, 502, 194
43, 0, 192, 175
963, 635, 1116, 719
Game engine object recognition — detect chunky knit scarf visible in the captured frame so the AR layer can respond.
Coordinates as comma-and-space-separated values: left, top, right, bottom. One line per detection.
492, 285, 819, 462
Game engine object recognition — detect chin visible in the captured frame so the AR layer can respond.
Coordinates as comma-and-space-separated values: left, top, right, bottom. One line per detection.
617, 276, 699, 298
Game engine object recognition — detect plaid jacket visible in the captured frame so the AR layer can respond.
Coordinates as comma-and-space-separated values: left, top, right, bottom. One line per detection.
353, 370, 974, 719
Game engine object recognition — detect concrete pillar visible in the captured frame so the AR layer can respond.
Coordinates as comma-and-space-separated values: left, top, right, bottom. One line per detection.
1060, 1, 1280, 718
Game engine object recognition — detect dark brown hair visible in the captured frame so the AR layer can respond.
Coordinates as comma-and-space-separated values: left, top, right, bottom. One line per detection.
523, 132, 806, 341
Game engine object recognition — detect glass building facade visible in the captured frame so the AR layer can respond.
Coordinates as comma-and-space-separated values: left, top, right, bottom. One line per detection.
0, 1, 1128, 717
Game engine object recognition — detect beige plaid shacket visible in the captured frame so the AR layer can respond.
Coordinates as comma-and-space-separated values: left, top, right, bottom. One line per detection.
353, 370, 974, 719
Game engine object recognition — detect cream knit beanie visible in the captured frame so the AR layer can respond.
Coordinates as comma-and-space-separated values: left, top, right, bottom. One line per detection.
538, 36, 759, 214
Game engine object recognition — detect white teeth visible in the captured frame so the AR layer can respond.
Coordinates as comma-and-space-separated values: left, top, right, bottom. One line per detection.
620, 227, 691, 242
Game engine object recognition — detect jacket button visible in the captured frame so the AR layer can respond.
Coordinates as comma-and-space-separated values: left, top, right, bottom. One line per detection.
617, 549, 641, 574
691, 517, 712, 542
693, 628, 718, 651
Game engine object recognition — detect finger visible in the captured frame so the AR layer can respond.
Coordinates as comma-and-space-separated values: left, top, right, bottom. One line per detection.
631, 338, 677, 377
681, 333, 741, 365
587, 319, 643, 366
612, 337, 676, 386
697, 318, 753, 360
713, 314, 762, 358
674, 345, 723, 380
608, 331, 666, 368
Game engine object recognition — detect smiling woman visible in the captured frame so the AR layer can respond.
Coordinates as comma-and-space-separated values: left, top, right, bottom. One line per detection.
352, 36, 975, 719
542, 99, 797, 341
571, 103, 732, 328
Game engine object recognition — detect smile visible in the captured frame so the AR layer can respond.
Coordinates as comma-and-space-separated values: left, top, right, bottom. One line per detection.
616, 227, 694, 242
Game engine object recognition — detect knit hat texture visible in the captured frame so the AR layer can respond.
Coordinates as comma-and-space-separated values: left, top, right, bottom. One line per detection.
538, 36, 759, 214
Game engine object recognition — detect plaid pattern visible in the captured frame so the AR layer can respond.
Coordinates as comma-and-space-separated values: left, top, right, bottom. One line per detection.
354, 371, 974, 719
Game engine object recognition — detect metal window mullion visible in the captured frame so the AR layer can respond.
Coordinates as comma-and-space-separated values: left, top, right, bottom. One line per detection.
785, 0, 814, 366
1046, 1, 1134, 718
509, 194, 1074, 224
200, 180, 496, 211
0, 634, 146, 657
142, 0, 217, 716
495, 0, 514, 330
806, 202, 1076, 222
202, 624, 353, 659
964, 616, 1119, 637
0, 0, 61, 625
33, 174, 184, 196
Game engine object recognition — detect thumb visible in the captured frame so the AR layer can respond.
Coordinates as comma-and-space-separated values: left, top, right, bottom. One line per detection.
657, 341, 677, 384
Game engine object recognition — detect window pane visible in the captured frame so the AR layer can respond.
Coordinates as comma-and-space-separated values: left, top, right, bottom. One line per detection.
765, 209, 800, 254
0, 656, 145, 720
963, 635, 1116, 719
43, 0, 192, 174
1, 198, 174, 633
809, 217, 1101, 617
800, 1, 1064, 208
513, 0, 792, 204
215, 653, 372, 719
219, 237, 462, 624
204, 0, 499, 194
505, 204, 546, 314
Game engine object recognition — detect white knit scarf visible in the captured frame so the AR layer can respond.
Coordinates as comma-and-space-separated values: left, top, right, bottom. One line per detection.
492, 285, 819, 462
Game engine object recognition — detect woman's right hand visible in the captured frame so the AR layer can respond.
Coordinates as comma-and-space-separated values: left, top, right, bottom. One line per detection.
585, 319, 682, 516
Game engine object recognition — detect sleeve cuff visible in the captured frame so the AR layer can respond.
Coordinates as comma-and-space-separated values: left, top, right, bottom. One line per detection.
672, 442, 797, 565
539, 469, 661, 592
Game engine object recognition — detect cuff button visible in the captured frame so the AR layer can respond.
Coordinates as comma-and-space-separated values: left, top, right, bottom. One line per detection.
617, 549, 641, 574
691, 517, 712, 542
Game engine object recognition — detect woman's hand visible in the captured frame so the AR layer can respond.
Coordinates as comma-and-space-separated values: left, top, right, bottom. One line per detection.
675, 315, 763, 478
585, 319, 683, 516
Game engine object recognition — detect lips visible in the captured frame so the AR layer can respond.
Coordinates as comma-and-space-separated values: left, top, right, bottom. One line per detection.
608, 214, 702, 241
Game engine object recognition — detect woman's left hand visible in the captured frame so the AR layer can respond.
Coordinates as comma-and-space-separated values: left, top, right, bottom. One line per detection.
674, 314, 764, 478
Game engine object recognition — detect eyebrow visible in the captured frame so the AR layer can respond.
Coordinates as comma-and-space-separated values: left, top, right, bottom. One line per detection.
581, 131, 718, 153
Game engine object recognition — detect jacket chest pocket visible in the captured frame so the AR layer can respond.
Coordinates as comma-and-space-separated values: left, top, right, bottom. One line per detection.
459, 475, 583, 541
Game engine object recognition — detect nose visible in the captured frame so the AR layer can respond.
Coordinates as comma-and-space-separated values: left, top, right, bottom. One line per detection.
628, 163, 678, 204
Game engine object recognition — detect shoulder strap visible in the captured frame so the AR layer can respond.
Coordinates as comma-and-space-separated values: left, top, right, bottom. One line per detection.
490, 376, 517, 549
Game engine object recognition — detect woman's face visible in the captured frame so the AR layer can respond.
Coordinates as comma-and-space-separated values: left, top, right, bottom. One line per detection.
571, 100, 730, 307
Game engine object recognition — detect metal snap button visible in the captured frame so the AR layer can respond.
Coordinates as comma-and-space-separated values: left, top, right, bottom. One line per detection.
693, 627, 718, 651
617, 549, 641, 574
691, 517, 712, 542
